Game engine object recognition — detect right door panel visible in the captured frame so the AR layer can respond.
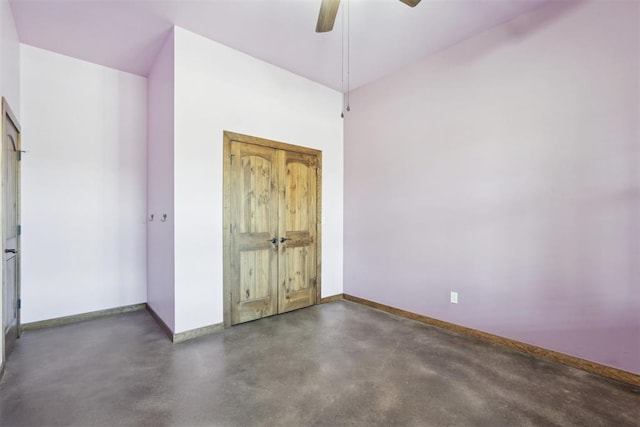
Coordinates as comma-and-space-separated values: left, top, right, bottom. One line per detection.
278, 150, 318, 313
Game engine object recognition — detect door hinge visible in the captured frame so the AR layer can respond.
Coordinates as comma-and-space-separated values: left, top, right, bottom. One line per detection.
17, 298, 21, 309
230, 154, 235, 163
17, 224, 21, 235
17, 151, 21, 161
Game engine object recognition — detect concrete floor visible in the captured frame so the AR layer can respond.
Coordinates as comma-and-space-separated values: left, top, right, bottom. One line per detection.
0, 301, 638, 427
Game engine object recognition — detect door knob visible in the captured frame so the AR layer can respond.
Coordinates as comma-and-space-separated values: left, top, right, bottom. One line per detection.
279, 237, 290, 243
4, 249, 16, 254
269, 238, 278, 244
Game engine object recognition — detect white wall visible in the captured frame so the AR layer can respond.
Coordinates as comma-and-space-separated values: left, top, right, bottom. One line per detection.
0, 0, 19, 367
147, 31, 175, 331
172, 27, 343, 333
20, 45, 147, 323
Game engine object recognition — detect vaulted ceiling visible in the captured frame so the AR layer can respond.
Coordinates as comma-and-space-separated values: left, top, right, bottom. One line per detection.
9, 0, 549, 91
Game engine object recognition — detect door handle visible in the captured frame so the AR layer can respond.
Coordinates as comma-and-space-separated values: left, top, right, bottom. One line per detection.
269, 238, 278, 244
279, 237, 290, 243
4, 249, 16, 254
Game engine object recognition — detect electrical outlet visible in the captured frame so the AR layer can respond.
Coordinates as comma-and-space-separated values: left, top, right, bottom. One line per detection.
450, 291, 458, 304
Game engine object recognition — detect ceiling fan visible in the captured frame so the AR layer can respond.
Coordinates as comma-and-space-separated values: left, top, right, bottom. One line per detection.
316, 0, 422, 33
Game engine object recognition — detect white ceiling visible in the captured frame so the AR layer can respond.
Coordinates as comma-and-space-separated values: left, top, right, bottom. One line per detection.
9, 0, 549, 92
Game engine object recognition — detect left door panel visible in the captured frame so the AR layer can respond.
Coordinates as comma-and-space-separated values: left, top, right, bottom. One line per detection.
230, 142, 279, 325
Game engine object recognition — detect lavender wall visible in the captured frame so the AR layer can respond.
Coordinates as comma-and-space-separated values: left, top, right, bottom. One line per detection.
344, 1, 640, 374
1, 0, 19, 115
147, 30, 175, 332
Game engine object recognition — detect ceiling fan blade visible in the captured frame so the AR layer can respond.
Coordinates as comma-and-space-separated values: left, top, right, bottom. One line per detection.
399, 0, 421, 7
316, 0, 340, 33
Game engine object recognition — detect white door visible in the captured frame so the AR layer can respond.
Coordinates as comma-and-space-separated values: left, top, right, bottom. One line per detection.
3, 98, 20, 359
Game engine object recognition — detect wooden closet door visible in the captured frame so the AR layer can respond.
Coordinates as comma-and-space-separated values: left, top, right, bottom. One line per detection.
229, 142, 279, 324
224, 131, 321, 326
277, 150, 317, 313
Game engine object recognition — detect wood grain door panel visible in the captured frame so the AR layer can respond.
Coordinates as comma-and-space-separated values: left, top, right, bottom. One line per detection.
278, 150, 317, 313
230, 142, 279, 325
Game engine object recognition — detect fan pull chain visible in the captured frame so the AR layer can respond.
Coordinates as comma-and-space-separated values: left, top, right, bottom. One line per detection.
341, 0, 345, 118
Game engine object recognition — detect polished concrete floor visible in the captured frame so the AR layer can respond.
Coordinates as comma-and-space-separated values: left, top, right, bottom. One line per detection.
0, 301, 638, 426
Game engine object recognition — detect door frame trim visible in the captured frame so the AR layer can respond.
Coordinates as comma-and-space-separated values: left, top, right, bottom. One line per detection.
1, 97, 22, 363
222, 131, 322, 328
